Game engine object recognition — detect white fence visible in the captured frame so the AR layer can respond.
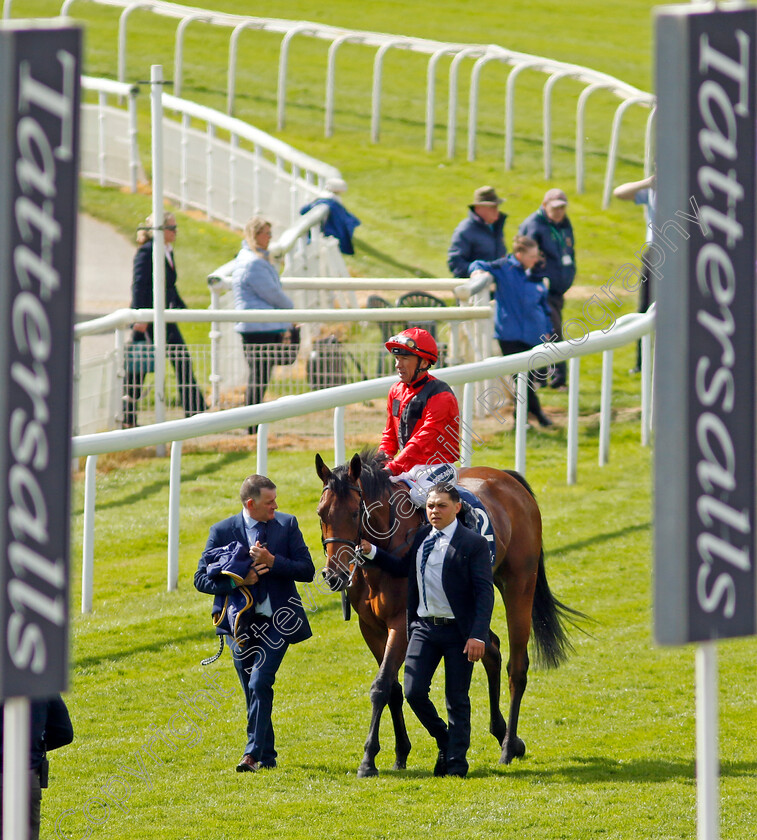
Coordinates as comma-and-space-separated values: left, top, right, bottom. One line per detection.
57, 0, 654, 204
72, 308, 655, 612
80, 75, 342, 233
73, 290, 493, 433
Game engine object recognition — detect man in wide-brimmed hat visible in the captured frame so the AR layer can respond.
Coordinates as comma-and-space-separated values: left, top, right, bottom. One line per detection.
447, 185, 508, 278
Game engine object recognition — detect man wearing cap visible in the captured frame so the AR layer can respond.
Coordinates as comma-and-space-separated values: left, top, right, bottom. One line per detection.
519, 188, 576, 388
447, 186, 508, 278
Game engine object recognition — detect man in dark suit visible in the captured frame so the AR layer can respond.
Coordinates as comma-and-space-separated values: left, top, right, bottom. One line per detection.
361, 483, 494, 777
195, 474, 315, 772
0, 694, 74, 840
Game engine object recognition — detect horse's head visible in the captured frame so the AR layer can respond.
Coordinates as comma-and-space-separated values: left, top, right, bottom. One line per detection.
316, 452, 363, 591
315, 449, 400, 591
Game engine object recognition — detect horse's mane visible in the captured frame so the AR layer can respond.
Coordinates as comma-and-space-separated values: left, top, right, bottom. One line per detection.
327, 447, 394, 500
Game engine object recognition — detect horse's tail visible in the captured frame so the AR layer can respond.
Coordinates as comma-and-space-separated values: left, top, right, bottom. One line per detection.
531, 548, 589, 669
502, 468, 537, 499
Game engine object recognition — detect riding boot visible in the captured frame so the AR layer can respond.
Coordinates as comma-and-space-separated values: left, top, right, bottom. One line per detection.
459, 501, 479, 532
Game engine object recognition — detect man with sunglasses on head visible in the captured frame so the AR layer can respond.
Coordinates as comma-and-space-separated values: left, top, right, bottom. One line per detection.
378, 328, 460, 506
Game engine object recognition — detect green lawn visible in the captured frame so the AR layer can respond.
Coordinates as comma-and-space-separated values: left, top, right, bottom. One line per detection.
7, 1, 756, 837
49, 426, 757, 840
17, 0, 683, 283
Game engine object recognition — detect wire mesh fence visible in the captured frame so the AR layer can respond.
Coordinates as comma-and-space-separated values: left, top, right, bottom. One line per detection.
78, 339, 399, 434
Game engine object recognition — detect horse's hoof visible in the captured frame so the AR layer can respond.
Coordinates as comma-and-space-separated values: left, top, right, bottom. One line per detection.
392, 759, 407, 770
499, 737, 526, 765
357, 764, 379, 778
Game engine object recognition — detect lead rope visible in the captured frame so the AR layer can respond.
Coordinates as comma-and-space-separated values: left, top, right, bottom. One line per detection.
200, 636, 224, 666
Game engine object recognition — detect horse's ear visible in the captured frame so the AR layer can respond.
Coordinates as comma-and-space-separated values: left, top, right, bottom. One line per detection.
348, 452, 362, 482
315, 453, 332, 483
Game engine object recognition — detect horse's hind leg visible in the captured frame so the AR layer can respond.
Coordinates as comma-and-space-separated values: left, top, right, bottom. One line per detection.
482, 629, 507, 745
500, 596, 531, 765
387, 679, 411, 770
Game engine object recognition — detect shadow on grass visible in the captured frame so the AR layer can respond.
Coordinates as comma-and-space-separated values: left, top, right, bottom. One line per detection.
467, 755, 757, 783
552, 520, 650, 556
73, 627, 217, 671
352, 237, 434, 279
88, 450, 251, 513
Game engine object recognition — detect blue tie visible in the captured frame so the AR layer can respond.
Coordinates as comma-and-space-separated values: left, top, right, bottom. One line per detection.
256, 522, 268, 546
420, 531, 441, 609
251, 522, 268, 601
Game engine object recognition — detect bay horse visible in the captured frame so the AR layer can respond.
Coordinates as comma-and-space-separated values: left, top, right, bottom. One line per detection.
315, 449, 584, 777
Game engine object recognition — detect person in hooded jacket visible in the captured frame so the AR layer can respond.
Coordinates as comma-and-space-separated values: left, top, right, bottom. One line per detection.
519, 188, 576, 388
470, 235, 553, 427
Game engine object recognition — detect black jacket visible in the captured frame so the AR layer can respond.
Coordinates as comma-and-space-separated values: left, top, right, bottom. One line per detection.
373, 522, 494, 642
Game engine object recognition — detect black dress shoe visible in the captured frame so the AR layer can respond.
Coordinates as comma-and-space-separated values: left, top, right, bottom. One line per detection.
433, 749, 448, 777
236, 754, 260, 772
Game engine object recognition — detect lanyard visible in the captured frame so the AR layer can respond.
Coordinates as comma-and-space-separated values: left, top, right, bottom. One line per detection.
539, 209, 568, 253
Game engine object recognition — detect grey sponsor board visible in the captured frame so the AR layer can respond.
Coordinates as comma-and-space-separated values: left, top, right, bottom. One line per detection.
0, 21, 81, 697
654, 5, 756, 644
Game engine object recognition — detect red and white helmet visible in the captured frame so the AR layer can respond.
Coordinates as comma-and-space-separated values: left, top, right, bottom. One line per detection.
385, 328, 438, 364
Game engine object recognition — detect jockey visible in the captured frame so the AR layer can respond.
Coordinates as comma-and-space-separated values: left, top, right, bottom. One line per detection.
379, 328, 460, 507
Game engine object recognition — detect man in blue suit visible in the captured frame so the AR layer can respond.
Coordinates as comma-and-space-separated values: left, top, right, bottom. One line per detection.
360, 483, 494, 777
195, 474, 315, 772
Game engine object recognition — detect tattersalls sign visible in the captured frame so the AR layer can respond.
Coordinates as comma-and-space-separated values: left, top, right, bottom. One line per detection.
655, 6, 756, 644
0, 21, 81, 697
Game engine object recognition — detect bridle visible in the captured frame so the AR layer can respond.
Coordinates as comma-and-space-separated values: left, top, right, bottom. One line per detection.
320, 482, 366, 588
320, 478, 424, 588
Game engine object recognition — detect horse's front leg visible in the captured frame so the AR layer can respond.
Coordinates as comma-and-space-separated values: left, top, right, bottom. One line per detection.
357, 622, 408, 777
384, 624, 411, 770
481, 629, 507, 745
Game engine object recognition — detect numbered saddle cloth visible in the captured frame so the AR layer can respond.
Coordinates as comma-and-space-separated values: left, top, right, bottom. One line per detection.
456, 486, 496, 565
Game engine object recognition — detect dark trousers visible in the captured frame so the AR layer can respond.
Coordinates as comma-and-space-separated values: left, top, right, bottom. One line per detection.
547, 292, 566, 384
241, 332, 284, 433
0, 770, 41, 840
231, 618, 289, 766
635, 256, 653, 370
123, 324, 206, 425
498, 340, 545, 419
403, 619, 475, 776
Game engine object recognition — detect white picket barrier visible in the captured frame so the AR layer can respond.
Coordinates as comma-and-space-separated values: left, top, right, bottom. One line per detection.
72, 308, 655, 612
58, 0, 653, 195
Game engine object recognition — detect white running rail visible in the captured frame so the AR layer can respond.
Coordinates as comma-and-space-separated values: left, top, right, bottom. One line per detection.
56, 0, 653, 200
73, 308, 654, 612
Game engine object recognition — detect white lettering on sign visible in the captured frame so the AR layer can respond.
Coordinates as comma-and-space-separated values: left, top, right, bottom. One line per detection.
6, 51, 75, 676
692, 29, 753, 622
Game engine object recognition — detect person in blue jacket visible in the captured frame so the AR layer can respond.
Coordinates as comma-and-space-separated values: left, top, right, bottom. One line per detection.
470, 235, 553, 427
195, 474, 314, 773
519, 188, 576, 388
232, 216, 295, 433
299, 177, 361, 255
447, 185, 507, 278
1, 695, 73, 840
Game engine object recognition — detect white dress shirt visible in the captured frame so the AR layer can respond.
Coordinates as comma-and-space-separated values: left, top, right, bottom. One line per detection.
242, 508, 272, 616
416, 520, 458, 619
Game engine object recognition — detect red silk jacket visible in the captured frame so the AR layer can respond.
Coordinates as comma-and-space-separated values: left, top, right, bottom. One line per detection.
379, 374, 460, 474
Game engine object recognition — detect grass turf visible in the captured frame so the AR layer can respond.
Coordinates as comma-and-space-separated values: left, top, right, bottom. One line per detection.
50, 425, 757, 840
7, 1, 755, 837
